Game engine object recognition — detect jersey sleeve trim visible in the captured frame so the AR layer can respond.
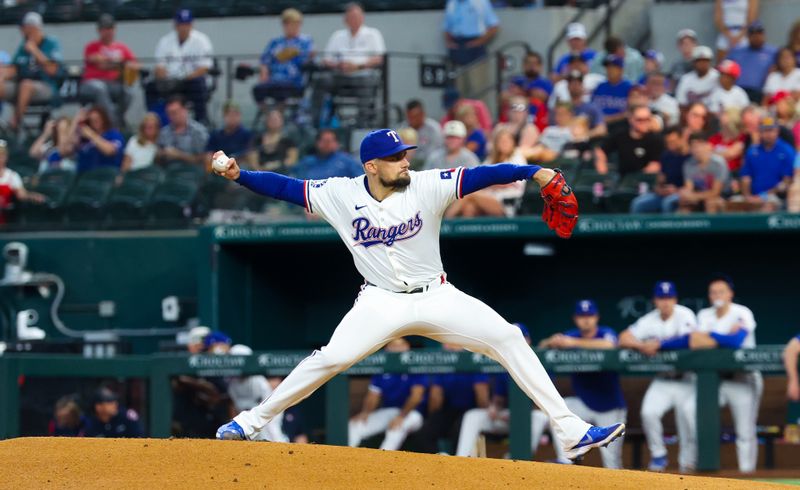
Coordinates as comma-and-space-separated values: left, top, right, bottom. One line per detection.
455, 167, 465, 199
304, 180, 312, 213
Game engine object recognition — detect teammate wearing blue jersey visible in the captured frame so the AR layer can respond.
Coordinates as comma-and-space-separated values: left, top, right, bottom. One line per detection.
539, 300, 627, 468
349, 338, 428, 451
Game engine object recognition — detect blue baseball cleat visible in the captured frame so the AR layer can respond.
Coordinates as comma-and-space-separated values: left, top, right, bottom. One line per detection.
216, 420, 247, 440
563, 423, 625, 460
648, 455, 668, 472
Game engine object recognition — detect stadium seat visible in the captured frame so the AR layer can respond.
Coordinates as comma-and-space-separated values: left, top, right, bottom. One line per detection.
78, 167, 119, 185
19, 169, 76, 225
517, 181, 544, 217
165, 162, 206, 185
570, 170, 618, 214
105, 179, 158, 226
125, 165, 165, 186
606, 173, 659, 214
148, 180, 199, 224
63, 176, 115, 225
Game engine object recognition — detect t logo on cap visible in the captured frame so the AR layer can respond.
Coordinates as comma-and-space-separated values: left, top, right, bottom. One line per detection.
360, 128, 418, 164
386, 130, 399, 143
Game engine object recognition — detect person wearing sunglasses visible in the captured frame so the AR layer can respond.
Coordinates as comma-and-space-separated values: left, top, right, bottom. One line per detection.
595, 104, 664, 176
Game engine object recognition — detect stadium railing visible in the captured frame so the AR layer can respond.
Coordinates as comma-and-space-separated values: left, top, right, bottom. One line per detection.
0, 346, 793, 471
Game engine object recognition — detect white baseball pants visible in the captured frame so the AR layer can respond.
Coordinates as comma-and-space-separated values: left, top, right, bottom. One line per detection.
348, 407, 423, 450
551, 397, 627, 468
640, 378, 697, 470
682, 371, 763, 473
234, 281, 592, 449
454, 408, 549, 457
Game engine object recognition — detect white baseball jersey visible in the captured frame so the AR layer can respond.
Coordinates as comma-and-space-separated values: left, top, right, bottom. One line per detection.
627, 304, 697, 341
228, 375, 273, 412
675, 69, 719, 106
697, 303, 757, 348
304, 168, 464, 292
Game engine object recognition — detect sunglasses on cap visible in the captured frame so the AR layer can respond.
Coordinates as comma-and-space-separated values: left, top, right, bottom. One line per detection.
510, 103, 527, 112
379, 150, 407, 162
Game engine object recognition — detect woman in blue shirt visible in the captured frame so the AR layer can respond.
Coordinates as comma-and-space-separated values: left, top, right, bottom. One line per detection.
74, 105, 124, 173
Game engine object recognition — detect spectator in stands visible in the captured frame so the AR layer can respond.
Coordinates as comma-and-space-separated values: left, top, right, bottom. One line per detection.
227, 344, 289, 443
0, 139, 44, 223
0, 12, 63, 131
48, 395, 86, 437
441, 88, 493, 134
507, 51, 552, 104
536, 103, 574, 160
713, 0, 758, 61
549, 55, 605, 110
349, 338, 426, 451
784, 334, 800, 402
540, 300, 627, 469
293, 129, 362, 180
499, 97, 541, 161
80, 14, 137, 128
678, 132, 729, 213
120, 112, 160, 176
727, 20, 777, 103
424, 120, 480, 171
456, 104, 486, 160
29, 116, 76, 173
72, 105, 124, 174
770, 92, 799, 136
561, 116, 597, 172
595, 104, 664, 176
591, 54, 633, 127
708, 60, 750, 115
402, 99, 443, 167
630, 125, 687, 213
590, 36, 644, 83
640, 49, 664, 85
446, 127, 523, 218
552, 22, 596, 79
675, 46, 718, 109
681, 102, 712, 146
789, 19, 800, 67
322, 3, 385, 76
442, 0, 499, 95
555, 70, 607, 138
763, 47, 800, 102
672, 275, 761, 473
741, 103, 795, 149
147, 9, 213, 123
157, 96, 209, 166
84, 387, 143, 438
710, 108, 746, 174
646, 72, 680, 127
253, 8, 313, 104
247, 109, 298, 174
668, 29, 699, 87
417, 344, 490, 454
205, 101, 251, 170
738, 116, 794, 211
618, 281, 698, 473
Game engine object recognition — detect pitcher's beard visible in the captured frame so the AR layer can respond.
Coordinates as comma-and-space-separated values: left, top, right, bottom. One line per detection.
380, 174, 411, 189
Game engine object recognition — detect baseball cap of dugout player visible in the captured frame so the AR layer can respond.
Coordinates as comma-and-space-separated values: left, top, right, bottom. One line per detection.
174, 8, 193, 24
203, 331, 232, 350
653, 281, 678, 298
717, 60, 741, 80
574, 299, 599, 316
229, 344, 253, 356
360, 129, 418, 164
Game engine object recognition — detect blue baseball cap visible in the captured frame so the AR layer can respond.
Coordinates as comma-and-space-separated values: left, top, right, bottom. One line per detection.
574, 299, 599, 316
203, 330, 232, 349
513, 322, 530, 339
602, 54, 624, 68
174, 8, 193, 23
359, 129, 417, 164
653, 281, 677, 298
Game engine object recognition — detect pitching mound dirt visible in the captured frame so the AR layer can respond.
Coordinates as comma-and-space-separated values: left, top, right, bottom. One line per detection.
0, 438, 790, 489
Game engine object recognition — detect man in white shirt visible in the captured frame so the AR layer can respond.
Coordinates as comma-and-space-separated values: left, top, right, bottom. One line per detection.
401, 99, 443, 166
684, 275, 761, 473
146, 9, 214, 123
549, 55, 604, 109
618, 281, 698, 473
707, 60, 750, 115
645, 72, 680, 126
315, 2, 386, 125
675, 46, 719, 109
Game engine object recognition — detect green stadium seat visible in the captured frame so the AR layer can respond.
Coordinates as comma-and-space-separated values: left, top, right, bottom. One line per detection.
78, 166, 119, 185
606, 173, 659, 214
64, 175, 116, 224
517, 181, 544, 217
105, 179, 158, 226
165, 162, 206, 184
148, 180, 199, 223
125, 165, 165, 185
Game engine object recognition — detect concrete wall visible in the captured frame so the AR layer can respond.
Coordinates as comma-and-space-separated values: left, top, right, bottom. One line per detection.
0, 6, 595, 125
651, 0, 800, 68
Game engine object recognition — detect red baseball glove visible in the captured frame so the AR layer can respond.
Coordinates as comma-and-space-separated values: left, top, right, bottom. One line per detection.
540, 169, 578, 239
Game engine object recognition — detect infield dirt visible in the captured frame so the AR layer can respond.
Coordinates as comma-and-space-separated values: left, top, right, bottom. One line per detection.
0, 437, 791, 489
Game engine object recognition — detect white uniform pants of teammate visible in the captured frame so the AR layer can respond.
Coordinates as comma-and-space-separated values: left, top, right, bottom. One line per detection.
682, 372, 763, 473
551, 397, 627, 468
234, 281, 592, 449
455, 409, 549, 457
348, 408, 423, 450
640, 377, 696, 471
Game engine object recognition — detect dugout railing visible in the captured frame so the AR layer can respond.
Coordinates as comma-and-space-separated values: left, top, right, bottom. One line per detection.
0, 346, 794, 471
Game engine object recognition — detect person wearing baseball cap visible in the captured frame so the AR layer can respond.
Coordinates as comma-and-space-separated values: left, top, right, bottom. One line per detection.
79, 13, 138, 127
714, 0, 757, 60
738, 114, 795, 212
1, 11, 63, 129
539, 300, 627, 468
669, 29, 699, 83
707, 59, 749, 114
674, 46, 719, 108
589, 36, 645, 86
147, 8, 213, 122
84, 386, 144, 438
591, 54, 633, 124
727, 20, 778, 102
422, 120, 479, 170
553, 22, 597, 77
640, 49, 664, 85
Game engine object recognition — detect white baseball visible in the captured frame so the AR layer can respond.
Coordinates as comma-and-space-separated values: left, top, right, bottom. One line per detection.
212, 153, 230, 173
